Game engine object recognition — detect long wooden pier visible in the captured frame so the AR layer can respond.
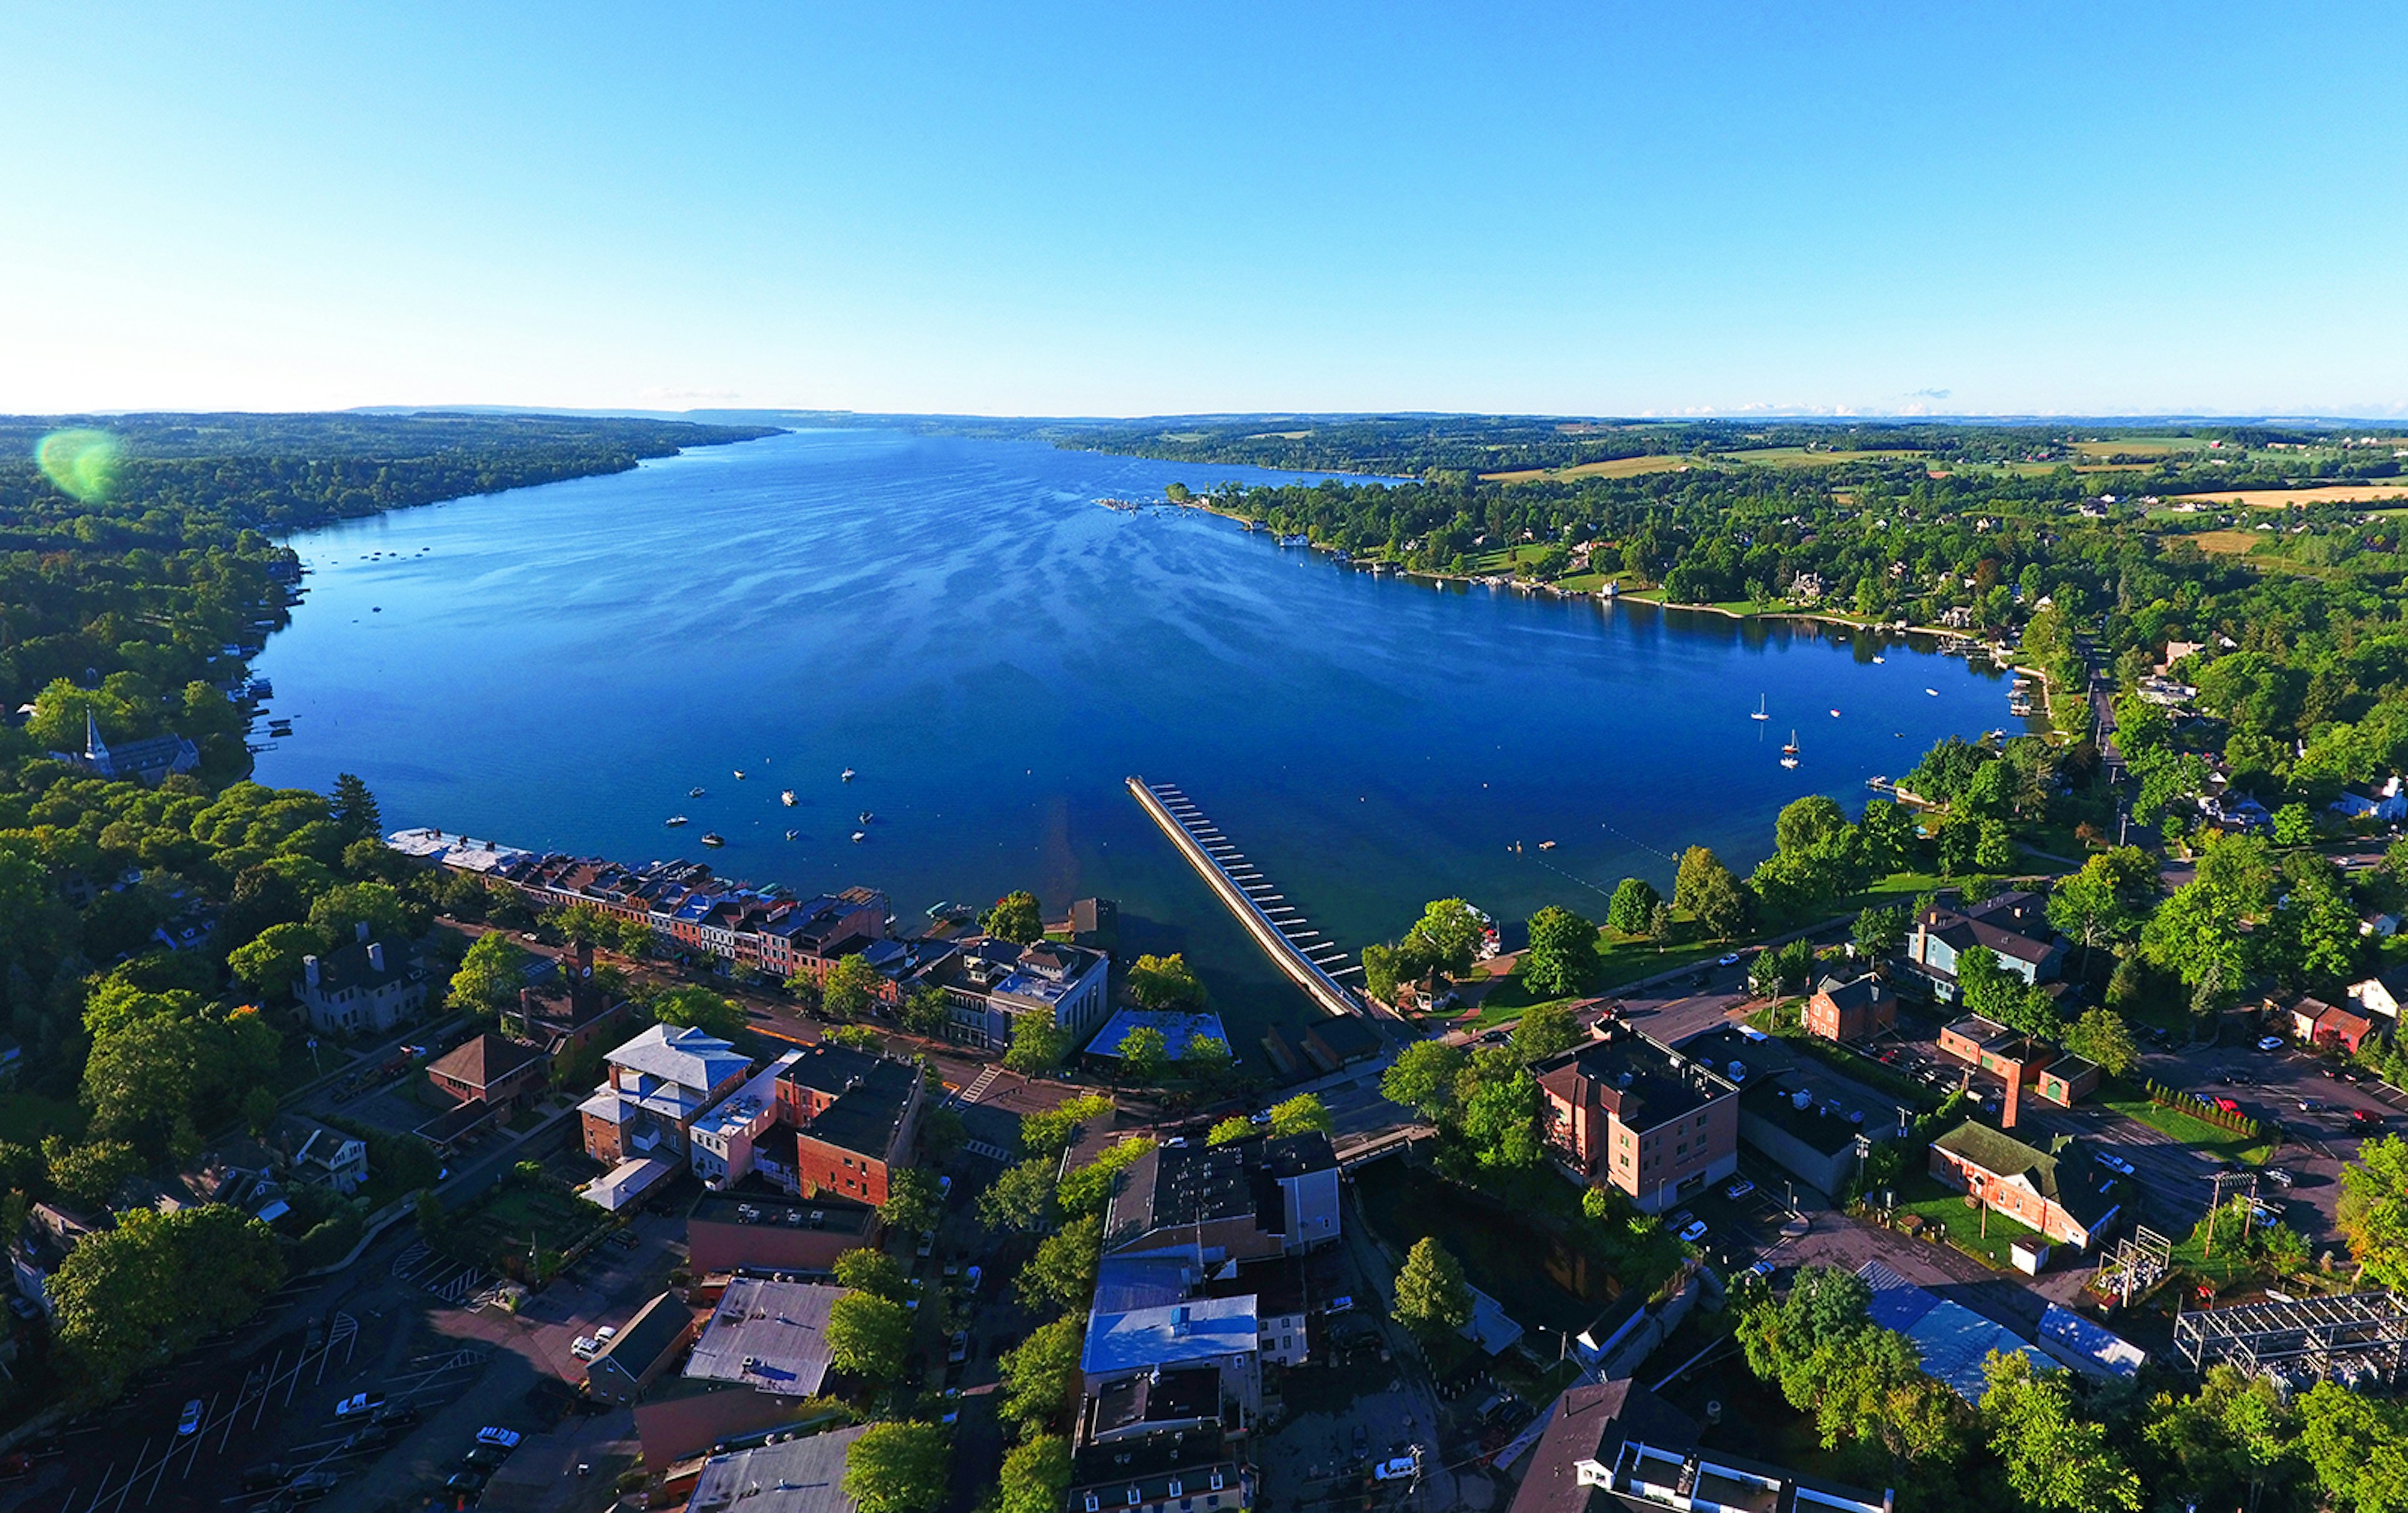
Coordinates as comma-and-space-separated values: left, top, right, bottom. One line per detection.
1126, 778, 1366, 1019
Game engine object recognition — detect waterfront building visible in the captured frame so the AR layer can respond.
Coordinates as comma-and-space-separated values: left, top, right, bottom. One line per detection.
1536, 1025, 1740, 1214
941, 933, 1111, 1051
293, 921, 429, 1036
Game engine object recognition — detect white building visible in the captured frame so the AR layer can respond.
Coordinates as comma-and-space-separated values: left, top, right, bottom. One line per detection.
688, 1051, 799, 1191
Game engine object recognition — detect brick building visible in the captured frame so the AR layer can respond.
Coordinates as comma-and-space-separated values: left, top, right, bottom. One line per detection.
1803, 973, 1894, 1043
1536, 1025, 1740, 1214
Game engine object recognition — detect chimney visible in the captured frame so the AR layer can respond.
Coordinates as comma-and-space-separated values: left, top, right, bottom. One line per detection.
367, 942, 385, 972
303, 954, 320, 987
354, 919, 370, 943
2002, 1070, 2021, 1131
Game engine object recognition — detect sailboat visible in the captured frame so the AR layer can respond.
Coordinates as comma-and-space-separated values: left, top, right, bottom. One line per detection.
1780, 730, 1800, 769
1751, 694, 1770, 721
781, 790, 797, 807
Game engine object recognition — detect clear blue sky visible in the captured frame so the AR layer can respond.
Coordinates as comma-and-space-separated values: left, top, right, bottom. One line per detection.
3, 3, 2403, 418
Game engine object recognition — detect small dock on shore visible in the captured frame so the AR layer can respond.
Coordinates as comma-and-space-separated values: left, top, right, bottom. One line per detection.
1126, 777, 1366, 1019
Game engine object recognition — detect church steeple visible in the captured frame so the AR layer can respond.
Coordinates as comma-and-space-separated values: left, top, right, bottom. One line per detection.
85, 708, 105, 760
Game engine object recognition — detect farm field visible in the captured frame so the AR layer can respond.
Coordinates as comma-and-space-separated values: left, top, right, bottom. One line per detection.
1483, 452, 1694, 483
2180, 484, 2408, 507
1718, 446, 1928, 468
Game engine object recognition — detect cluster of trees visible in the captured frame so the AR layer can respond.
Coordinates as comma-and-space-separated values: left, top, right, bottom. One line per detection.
1380, 1036, 1558, 1174
1734, 1261, 2408, 1510
1361, 898, 1491, 1002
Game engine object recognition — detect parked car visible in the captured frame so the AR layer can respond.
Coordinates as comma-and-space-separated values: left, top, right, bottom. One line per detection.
0, 1453, 34, 1482
572, 1336, 603, 1360
2350, 1109, 2387, 1129
2263, 1168, 2296, 1188
916, 1231, 935, 1258
241, 1463, 288, 1492
2256, 1035, 2285, 1053
369, 1403, 420, 1428
177, 1399, 203, 1436
2299, 1098, 2323, 1113
445, 1470, 488, 1496
463, 1444, 509, 1470
1724, 1178, 1755, 1201
475, 1426, 522, 1450
1373, 1456, 1417, 1483
2212, 1096, 2242, 1115
287, 1470, 341, 1501
1678, 1219, 1709, 1245
947, 1331, 969, 1364
1718, 953, 1742, 967
1324, 1294, 1355, 1314
1746, 1260, 1777, 1283
2094, 1152, 2135, 1177
332, 1391, 385, 1420
340, 1426, 392, 1455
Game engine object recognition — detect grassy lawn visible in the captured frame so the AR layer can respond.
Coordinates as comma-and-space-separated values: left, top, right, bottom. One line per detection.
2098, 1084, 2273, 1166
0, 1090, 84, 1144
1888, 1171, 2040, 1271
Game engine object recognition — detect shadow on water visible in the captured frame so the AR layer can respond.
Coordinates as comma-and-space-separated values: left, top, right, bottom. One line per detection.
1351, 1159, 1617, 1337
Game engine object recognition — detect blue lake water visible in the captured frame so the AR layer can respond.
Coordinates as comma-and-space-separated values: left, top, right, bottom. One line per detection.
253, 427, 2012, 1061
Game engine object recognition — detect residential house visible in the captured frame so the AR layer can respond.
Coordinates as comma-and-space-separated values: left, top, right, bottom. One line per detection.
759, 1043, 924, 1206
2330, 777, 2408, 824
267, 1113, 370, 1194
2348, 965, 2408, 1021
1508, 1376, 1892, 1513
176, 1137, 290, 1225
579, 1023, 754, 1166
1536, 1026, 1740, 1214
1102, 1132, 1341, 1262
1803, 973, 1894, 1043
2278, 994, 2377, 1055
425, 1033, 552, 1113
1928, 1122, 2124, 1250
2200, 790, 2273, 834
10, 1201, 102, 1319
295, 922, 429, 1037
1905, 892, 2063, 1001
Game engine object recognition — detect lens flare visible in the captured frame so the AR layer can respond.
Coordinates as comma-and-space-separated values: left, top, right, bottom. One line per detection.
37, 428, 120, 502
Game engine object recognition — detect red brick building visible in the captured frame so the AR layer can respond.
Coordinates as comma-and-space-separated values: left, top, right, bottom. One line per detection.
1536, 1025, 1740, 1214
425, 1033, 551, 1112
1803, 974, 1895, 1043
756, 1042, 923, 1206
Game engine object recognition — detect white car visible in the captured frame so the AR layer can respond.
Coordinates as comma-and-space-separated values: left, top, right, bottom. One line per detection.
1717, 953, 1742, 967
571, 1336, 601, 1361
2094, 1152, 2136, 1177
177, 1399, 203, 1436
2256, 1035, 2286, 1053
1679, 1219, 1709, 1245
333, 1391, 385, 1420
1724, 1178, 1755, 1201
1373, 1456, 1417, 1483
1745, 1260, 1777, 1282
475, 1426, 522, 1451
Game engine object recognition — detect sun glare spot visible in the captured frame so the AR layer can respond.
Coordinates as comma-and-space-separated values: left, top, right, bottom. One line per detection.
37, 428, 120, 502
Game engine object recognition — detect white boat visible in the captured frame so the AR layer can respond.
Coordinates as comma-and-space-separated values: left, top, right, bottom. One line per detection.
850, 830, 867, 843
733, 769, 745, 780
1925, 688, 1939, 696
858, 811, 874, 824
1872, 655, 1885, 663
1538, 840, 1556, 851
701, 832, 726, 847
841, 767, 857, 782
1751, 694, 1770, 721
665, 815, 689, 827
689, 785, 705, 797
781, 790, 796, 807
784, 829, 800, 841
1781, 730, 1800, 768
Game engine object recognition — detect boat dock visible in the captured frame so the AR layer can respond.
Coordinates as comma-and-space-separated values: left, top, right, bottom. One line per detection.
1126, 778, 1366, 1019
